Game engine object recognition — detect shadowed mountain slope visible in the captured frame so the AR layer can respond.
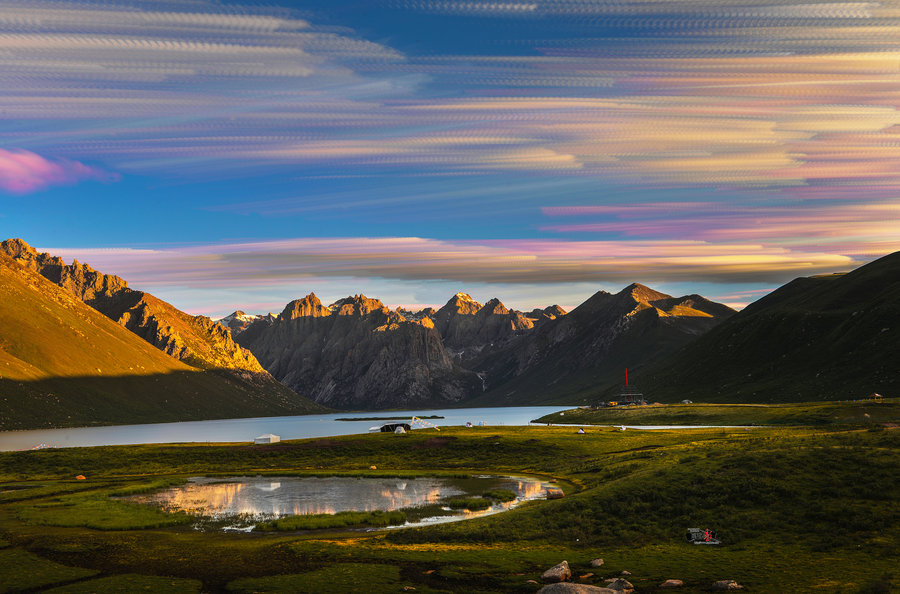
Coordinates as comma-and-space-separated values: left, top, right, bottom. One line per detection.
238, 293, 482, 409
641, 252, 900, 403
0, 251, 325, 430
466, 284, 736, 406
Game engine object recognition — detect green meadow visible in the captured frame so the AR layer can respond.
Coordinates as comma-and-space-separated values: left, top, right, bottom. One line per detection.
0, 405, 897, 592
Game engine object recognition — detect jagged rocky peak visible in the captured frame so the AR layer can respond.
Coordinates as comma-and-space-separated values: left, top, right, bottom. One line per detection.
529, 304, 567, 321
445, 292, 483, 314
479, 298, 509, 316
622, 282, 671, 305
329, 294, 386, 316
281, 293, 331, 320
217, 310, 269, 336
0, 238, 129, 302
395, 306, 436, 322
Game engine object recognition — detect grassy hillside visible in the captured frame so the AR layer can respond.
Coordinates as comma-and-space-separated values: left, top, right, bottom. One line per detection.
639, 252, 900, 404
0, 421, 896, 592
534, 399, 900, 427
0, 253, 326, 429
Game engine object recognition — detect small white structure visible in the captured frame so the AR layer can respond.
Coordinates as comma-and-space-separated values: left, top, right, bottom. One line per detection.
254, 433, 280, 444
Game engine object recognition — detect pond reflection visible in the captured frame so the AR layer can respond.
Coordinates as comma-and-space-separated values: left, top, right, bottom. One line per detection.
130, 475, 547, 529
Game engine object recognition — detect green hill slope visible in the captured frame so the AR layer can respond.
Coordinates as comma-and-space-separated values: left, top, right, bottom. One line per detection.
641, 252, 900, 403
0, 252, 326, 430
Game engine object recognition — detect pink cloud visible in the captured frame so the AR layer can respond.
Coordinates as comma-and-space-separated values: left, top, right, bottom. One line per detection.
0, 149, 118, 195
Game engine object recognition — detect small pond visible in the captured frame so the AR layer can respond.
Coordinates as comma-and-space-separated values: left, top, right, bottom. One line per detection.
128, 475, 550, 531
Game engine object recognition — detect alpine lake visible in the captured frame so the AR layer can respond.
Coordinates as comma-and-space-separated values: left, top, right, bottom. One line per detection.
124, 474, 551, 532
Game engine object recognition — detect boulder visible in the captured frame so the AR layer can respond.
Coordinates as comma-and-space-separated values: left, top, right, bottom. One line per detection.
542, 561, 572, 583
590, 559, 605, 568
711, 579, 744, 590
538, 584, 618, 594
620, 570, 632, 576
660, 579, 684, 588
605, 578, 634, 592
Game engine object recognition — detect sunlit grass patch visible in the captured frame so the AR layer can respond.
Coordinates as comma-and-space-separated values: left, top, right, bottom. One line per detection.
255, 510, 406, 531
0, 480, 106, 503
14, 492, 192, 530
226, 563, 404, 593
0, 547, 98, 591
107, 477, 187, 497
43, 573, 203, 593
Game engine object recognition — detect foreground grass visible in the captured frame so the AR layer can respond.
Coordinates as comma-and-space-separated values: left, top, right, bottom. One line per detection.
0, 423, 897, 592
535, 398, 900, 427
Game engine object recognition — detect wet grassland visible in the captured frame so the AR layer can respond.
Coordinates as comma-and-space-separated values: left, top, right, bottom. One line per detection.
0, 407, 898, 593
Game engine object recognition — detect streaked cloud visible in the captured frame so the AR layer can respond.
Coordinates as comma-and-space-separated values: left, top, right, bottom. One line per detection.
0, 148, 117, 194
45, 236, 856, 297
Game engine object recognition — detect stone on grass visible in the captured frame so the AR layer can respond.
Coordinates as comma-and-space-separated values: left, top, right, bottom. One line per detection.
711, 579, 744, 590
620, 570, 631, 576
537, 584, 618, 594
605, 578, 634, 592
542, 561, 572, 583
660, 579, 684, 588
590, 558, 605, 568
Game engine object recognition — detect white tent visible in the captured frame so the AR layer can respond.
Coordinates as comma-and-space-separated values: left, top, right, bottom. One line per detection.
254, 433, 280, 444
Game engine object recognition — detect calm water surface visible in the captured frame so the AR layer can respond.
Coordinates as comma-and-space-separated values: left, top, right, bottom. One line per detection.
130, 475, 548, 531
0, 406, 568, 451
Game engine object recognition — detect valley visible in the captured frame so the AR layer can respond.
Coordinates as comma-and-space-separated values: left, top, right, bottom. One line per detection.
0, 407, 896, 592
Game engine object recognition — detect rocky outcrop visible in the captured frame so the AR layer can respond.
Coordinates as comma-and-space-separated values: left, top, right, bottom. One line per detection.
0, 239, 292, 393
659, 579, 684, 588
237, 293, 482, 409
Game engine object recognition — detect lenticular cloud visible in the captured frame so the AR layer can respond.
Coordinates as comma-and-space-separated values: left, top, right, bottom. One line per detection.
0, 149, 118, 195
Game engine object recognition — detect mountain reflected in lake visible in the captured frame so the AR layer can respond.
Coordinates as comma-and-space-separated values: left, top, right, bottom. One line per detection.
131, 475, 547, 529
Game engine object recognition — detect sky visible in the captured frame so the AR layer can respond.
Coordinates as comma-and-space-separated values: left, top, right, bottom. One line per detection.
2, 0, 900, 315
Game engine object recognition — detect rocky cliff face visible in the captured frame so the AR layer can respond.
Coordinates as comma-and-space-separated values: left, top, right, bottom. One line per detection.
432, 293, 536, 364
0, 239, 274, 382
237, 293, 482, 409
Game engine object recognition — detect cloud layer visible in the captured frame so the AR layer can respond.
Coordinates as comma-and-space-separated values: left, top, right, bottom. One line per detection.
0, 148, 117, 194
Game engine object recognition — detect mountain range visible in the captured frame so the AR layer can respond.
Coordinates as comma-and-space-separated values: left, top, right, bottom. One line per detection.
228, 282, 736, 409
3, 236, 895, 429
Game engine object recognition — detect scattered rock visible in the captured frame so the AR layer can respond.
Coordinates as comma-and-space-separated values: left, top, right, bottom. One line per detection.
660, 579, 684, 588
542, 561, 572, 583
537, 584, 618, 594
590, 558, 605, 568
620, 570, 632, 576
527, 579, 539, 584
711, 579, 744, 590
579, 573, 595, 579
605, 578, 634, 592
